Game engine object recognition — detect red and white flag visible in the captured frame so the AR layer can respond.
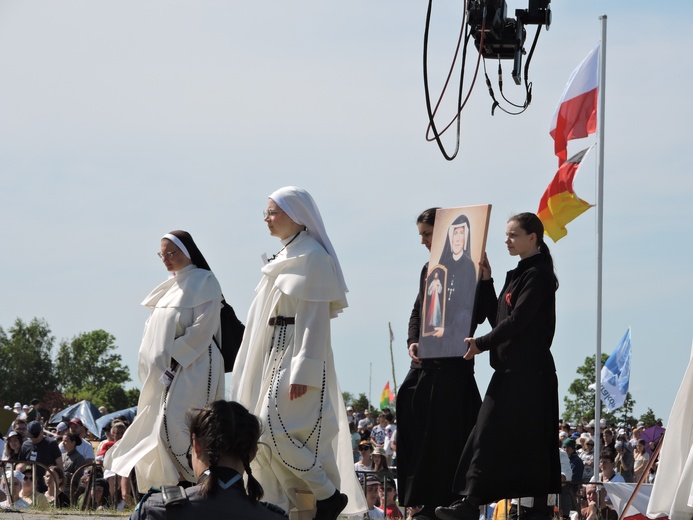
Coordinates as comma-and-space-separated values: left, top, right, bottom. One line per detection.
549, 43, 600, 166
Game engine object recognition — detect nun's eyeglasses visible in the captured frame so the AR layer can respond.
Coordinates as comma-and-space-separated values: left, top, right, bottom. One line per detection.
263, 209, 284, 219
157, 251, 177, 259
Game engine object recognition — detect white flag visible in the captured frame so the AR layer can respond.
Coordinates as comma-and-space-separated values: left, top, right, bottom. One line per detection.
592, 328, 632, 413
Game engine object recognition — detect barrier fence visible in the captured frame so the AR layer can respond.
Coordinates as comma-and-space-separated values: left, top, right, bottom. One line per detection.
1, 459, 137, 511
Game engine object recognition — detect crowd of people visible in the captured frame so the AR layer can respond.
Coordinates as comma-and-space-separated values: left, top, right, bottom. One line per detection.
349, 406, 662, 520
556, 419, 659, 485
1, 407, 135, 511
0, 396, 666, 519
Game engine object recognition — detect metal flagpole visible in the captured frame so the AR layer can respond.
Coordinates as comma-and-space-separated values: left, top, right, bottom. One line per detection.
593, 13, 608, 472
369, 362, 372, 411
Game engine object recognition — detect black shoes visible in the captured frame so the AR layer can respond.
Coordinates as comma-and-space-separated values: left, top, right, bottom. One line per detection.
315, 490, 348, 520
435, 499, 480, 520
413, 505, 438, 520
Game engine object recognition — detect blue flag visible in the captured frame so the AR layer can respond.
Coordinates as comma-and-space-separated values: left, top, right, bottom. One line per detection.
597, 328, 632, 412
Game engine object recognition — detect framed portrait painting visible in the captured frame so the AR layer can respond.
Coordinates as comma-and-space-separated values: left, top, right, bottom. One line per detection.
419, 204, 492, 359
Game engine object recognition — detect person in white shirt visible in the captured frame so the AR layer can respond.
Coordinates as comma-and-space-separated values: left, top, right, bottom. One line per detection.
355, 441, 375, 473
347, 406, 356, 426
359, 475, 385, 519
358, 411, 373, 431
0, 470, 29, 510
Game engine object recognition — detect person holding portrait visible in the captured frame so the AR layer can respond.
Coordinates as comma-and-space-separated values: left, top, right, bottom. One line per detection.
397, 209, 488, 520
436, 212, 560, 520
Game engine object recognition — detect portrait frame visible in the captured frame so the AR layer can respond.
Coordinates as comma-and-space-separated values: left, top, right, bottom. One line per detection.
419, 204, 492, 359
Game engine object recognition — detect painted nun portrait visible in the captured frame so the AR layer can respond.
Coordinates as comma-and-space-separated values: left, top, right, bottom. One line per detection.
421, 214, 477, 358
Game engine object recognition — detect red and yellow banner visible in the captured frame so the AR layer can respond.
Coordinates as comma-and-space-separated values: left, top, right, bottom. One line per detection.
538, 147, 593, 242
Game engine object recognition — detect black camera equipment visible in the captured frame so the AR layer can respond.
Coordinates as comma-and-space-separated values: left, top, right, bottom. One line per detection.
467, 0, 551, 84
423, 0, 552, 161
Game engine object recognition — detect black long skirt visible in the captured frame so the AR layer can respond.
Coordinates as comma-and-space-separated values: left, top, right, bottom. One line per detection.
452, 370, 560, 504
396, 360, 481, 507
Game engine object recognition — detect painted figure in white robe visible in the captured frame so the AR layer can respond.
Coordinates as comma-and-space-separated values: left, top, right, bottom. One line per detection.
106, 230, 225, 492
426, 271, 443, 328
230, 186, 367, 520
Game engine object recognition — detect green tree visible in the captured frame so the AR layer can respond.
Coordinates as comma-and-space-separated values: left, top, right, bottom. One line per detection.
638, 408, 662, 427
342, 391, 354, 407
95, 382, 130, 411
56, 330, 130, 392
352, 393, 371, 414
0, 318, 58, 404
65, 382, 132, 412
563, 354, 636, 424
125, 387, 141, 408
611, 393, 636, 426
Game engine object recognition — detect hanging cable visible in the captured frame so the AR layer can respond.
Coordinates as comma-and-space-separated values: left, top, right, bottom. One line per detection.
484, 24, 542, 116
423, 0, 487, 161
422, 0, 551, 160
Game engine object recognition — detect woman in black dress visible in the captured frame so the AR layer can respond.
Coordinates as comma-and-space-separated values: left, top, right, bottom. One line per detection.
396, 208, 485, 520
436, 212, 560, 520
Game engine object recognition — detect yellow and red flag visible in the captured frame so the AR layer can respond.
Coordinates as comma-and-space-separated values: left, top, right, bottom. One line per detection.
538, 147, 593, 242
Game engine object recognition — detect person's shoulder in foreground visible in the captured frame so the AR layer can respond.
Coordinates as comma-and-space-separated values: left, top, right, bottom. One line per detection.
132, 483, 289, 520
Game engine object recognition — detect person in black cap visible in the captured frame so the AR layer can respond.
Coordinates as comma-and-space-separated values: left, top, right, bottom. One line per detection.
106, 230, 226, 493
17, 421, 63, 492
3, 430, 23, 461
358, 474, 384, 519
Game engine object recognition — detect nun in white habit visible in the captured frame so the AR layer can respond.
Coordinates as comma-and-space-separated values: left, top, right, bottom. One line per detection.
106, 230, 225, 492
230, 186, 367, 520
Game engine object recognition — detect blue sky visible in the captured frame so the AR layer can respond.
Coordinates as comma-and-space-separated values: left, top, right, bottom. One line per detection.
1, 1, 691, 423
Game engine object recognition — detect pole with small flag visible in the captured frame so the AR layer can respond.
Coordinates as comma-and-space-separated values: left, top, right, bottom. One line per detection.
388, 322, 398, 396
593, 15, 608, 471
542, 16, 608, 467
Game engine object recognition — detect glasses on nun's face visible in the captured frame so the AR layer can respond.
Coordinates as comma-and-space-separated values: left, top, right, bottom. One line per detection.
263, 209, 284, 219
157, 251, 177, 260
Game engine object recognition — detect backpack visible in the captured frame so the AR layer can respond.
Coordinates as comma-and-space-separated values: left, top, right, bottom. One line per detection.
213, 297, 245, 373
